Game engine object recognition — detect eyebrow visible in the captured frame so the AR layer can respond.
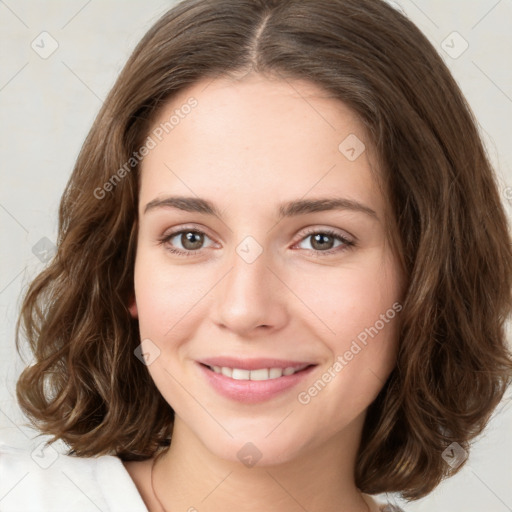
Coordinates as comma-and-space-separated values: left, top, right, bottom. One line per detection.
144, 196, 378, 220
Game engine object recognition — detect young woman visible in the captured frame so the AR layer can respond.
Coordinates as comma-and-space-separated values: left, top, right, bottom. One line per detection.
4, 1, 511, 511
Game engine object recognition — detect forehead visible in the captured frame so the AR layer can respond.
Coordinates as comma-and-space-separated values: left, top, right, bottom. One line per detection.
139, 74, 385, 218
150, 74, 366, 148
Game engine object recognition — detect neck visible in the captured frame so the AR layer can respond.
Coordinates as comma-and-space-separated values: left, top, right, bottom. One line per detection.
151, 414, 372, 512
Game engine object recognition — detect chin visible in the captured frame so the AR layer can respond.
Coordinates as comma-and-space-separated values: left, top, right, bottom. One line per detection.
198, 426, 317, 468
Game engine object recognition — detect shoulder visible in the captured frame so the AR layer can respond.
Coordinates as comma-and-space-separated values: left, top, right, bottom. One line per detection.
0, 440, 149, 512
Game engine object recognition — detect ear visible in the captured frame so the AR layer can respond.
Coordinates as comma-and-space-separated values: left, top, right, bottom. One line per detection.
128, 294, 138, 318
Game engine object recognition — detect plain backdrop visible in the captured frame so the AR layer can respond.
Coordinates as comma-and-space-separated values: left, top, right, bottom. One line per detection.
1, 1, 511, 510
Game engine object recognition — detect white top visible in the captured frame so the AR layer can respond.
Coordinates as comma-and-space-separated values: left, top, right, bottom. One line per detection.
0, 441, 402, 512
0, 441, 149, 512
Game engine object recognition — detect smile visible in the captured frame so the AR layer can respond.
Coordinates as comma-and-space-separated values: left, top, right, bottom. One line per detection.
207, 364, 310, 381
197, 358, 317, 403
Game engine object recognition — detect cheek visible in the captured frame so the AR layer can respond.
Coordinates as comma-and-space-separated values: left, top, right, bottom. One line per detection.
290, 252, 401, 398
133, 248, 214, 339
291, 252, 401, 345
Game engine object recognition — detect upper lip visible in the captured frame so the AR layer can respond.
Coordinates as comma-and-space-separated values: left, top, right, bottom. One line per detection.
198, 357, 316, 371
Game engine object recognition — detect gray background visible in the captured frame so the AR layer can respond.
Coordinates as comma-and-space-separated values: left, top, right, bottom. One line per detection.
1, 0, 511, 510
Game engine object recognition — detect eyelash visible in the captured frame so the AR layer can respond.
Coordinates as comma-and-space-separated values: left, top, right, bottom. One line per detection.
158, 226, 355, 258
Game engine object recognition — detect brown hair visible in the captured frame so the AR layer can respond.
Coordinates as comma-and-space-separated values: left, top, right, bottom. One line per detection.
15, 0, 512, 500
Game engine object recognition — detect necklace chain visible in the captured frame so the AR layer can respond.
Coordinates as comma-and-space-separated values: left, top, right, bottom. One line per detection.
151, 452, 169, 512
150, 453, 371, 512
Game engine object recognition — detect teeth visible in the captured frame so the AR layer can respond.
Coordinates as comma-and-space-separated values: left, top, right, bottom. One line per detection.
209, 365, 306, 380
221, 366, 232, 378
232, 368, 250, 380
249, 368, 269, 380
269, 368, 283, 379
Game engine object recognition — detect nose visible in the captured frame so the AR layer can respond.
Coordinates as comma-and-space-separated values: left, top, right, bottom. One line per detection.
212, 245, 289, 337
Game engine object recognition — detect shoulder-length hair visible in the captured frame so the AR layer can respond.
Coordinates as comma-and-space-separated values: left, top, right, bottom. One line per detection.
15, 0, 512, 500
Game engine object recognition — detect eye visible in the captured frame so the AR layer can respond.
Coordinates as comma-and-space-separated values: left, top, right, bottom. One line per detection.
159, 226, 355, 257
294, 228, 355, 256
159, 227, 216, 257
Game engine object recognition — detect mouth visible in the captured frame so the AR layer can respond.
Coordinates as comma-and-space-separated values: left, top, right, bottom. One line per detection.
201, 363, 313, 381
197, 357, 318, 403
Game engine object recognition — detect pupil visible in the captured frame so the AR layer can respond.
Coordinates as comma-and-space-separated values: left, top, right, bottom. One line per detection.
183, 231, 203, 250
312, 233, 333, 250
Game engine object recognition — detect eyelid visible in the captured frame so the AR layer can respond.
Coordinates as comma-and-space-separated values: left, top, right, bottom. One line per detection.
294, 225, 355, 245
161, 223, 215, 240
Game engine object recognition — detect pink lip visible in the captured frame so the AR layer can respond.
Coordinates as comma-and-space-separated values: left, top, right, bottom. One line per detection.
197, 361, 316, 404
198, 356, 314, 371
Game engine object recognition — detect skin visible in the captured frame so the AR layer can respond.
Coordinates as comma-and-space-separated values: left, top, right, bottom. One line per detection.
125, 72, 406, 512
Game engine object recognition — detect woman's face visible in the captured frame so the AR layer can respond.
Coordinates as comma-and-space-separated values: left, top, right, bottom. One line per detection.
130, 74, 405, 465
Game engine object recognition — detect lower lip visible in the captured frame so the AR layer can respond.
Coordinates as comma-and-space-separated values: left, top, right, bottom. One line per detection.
197, 363, 316, 403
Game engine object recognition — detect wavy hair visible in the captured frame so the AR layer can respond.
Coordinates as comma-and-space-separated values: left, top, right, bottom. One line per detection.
15, 0, 512, 500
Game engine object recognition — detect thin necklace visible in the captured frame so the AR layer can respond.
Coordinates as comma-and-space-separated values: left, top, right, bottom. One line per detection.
362, 494, 373, 512
151, 454, 371, 512
151, 452, 169, 512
